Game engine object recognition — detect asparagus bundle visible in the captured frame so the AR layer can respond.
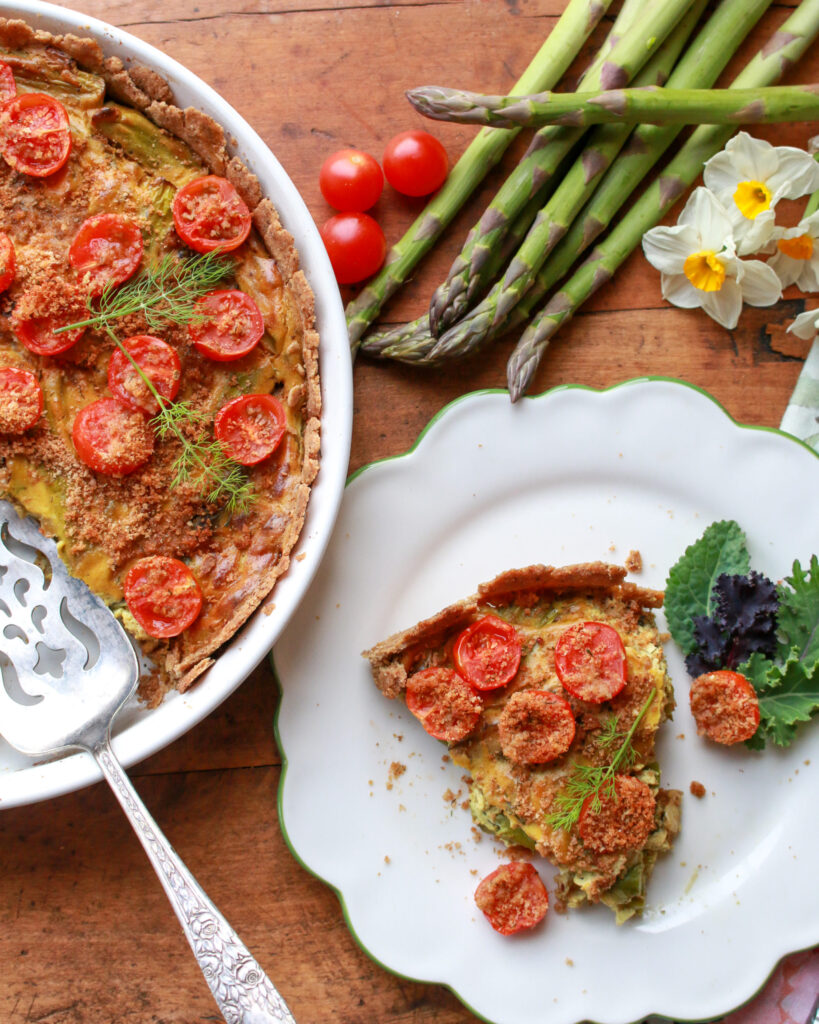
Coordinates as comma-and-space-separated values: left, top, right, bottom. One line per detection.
425, 0, 701, 363
363, 0, 705, 361
362, 173, 561, 360
507, 0, 819, 402
485, 0, 775, 351
426, 0, 648, 336
407, 83, 819, 130
343, 0, 616, 348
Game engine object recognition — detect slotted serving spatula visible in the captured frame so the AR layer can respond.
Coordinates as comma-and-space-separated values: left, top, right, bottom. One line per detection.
0, 500, 296, 1024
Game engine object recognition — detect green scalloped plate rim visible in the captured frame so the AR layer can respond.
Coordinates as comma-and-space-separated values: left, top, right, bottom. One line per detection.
271, 375, 818, 1024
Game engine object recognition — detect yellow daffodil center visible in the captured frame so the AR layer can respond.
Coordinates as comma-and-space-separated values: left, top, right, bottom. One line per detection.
684, 250, 726, 292
734, 179, 772, 220
777, 233, 814, 261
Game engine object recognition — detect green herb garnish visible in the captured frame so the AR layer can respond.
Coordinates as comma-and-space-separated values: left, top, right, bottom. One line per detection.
60, 253, 255, 516
547, 687, 657, 833
64, 250, 234, 334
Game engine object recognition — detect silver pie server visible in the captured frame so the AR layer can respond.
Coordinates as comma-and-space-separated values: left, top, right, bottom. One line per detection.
0, 500, 295, 1024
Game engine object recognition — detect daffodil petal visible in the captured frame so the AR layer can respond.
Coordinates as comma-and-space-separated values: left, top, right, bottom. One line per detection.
641, 224, 699, 274
768, 250, 802, 290
676, 186, 734, 250
660, 273, 704, 309
733, 208, 776, 256
788, 308, 819, 339
765, 148, 819, 198
701, 279, 743, 329
703, 132, 777, 194
800, 210, 819, 238
737, 259, 782, 307
794, 257, 819, 293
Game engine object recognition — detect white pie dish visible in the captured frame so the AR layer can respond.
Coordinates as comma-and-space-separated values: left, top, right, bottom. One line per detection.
0, 0, 352, 808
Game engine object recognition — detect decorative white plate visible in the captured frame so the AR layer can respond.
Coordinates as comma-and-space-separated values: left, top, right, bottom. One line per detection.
274, 379, 819, 1024
0, 0, 352, 808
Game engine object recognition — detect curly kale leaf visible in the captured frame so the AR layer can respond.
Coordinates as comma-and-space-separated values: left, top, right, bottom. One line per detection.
775, 555, 819, 674
742, 650, 819, 748
664, 520, 750, 657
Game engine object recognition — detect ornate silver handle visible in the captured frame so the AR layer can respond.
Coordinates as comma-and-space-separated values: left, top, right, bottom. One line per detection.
93, 735, 296, 1024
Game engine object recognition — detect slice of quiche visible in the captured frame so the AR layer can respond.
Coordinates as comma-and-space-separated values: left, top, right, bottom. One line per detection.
364, 562, 681, 924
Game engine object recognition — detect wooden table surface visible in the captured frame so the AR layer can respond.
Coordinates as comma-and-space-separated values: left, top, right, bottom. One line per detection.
1, 1, 817, 1022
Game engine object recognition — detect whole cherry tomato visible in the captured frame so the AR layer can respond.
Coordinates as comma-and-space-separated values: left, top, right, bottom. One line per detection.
320, 212, 386, 285
382, 130, 448, 197
124, 555, 203, 638
320, 148, 383, 211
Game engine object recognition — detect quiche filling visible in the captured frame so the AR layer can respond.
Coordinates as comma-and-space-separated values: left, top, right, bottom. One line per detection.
364, 563, 681, 924
0, 21, 320, 699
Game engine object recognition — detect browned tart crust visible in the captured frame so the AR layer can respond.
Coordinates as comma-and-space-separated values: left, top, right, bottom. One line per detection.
0, 19, 320, 698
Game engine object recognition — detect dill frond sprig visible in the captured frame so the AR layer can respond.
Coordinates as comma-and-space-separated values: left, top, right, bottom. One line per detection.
547, 686, 658, 833
56, 251, 255, 513
62, 250, 235, 334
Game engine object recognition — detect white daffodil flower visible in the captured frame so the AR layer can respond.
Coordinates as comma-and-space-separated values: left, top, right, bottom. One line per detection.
768, 212, 819, 291
642, 186, 782, 329
703, 132, 819, 256
787, 306, 819, 340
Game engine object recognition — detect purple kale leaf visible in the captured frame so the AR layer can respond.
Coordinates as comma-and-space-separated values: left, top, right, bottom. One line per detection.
684, 571, 779, 676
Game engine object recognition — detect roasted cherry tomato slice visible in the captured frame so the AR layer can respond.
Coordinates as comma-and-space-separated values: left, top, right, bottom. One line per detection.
108, 335, 182, 415
123, 555, 203, 639
382, 129, 448, 197
405, 666, 482, 742
188, 289, 264, 361
0, 60, 16, 104
554, 621, 627, 703
13, 314, 84, 356
474, 862, 549, 936
214, 393, 286, 466
0, 367, 43, 433
498, 689, 576, 764
453, 615, 521, 691
68, 213, 143, 296
72, 397, 154, 476
578, 774, 656, 854
1, 93, 71, 177
319, 212, 386, 285
319, 148, 383, 211
172, 175, 251, 253
0, 232, 15, 292
689, 670, 760, 745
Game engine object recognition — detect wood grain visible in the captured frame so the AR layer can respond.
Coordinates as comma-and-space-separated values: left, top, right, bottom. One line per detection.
1, 2, 816, 1023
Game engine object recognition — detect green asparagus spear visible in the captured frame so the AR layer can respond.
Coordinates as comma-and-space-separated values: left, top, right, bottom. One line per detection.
428, 0, 647, 335
507, 0, 819, 402
407, 83, 819, 130
428, 0, 699, 363
344, 0, 616, 349
367, 0, 703, 363
504, 0, 774, 344
361, 172, 562, 360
